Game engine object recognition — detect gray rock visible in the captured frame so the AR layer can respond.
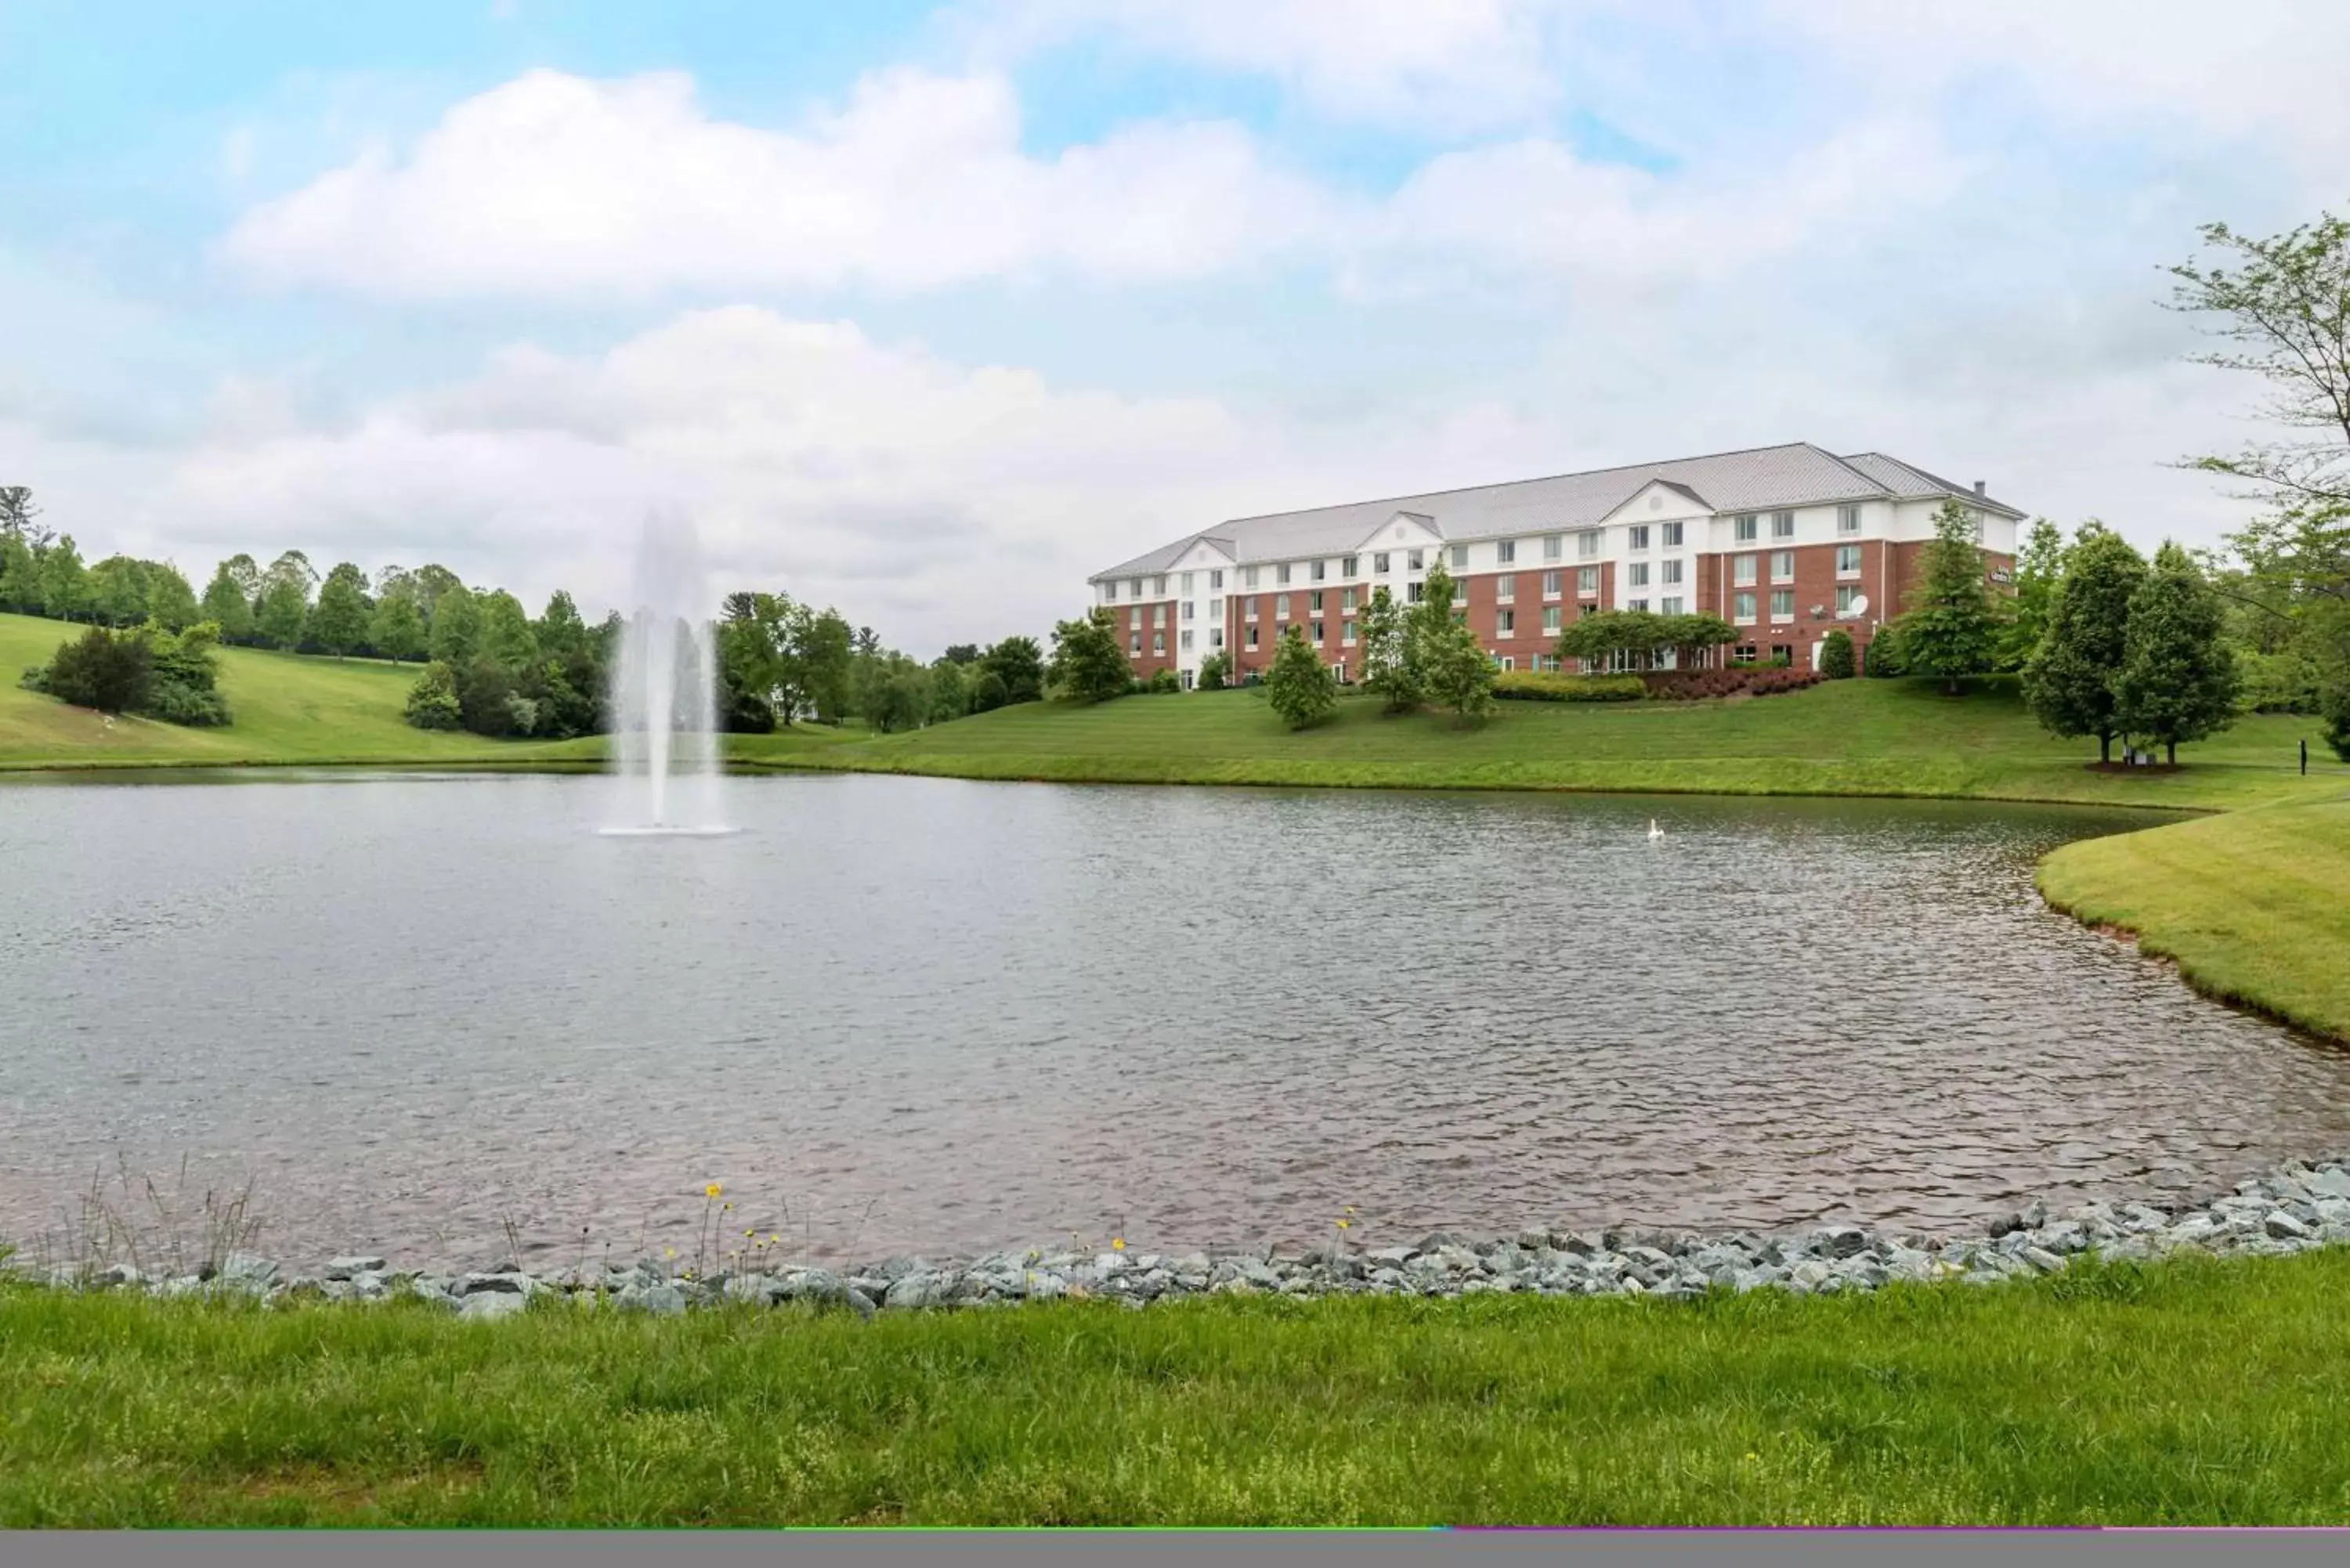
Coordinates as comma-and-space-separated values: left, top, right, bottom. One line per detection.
2019, 1246, 2068, 1275
324, 1255, 388, 1281
620, 1283, 687, 1317
2264, 1211, 2313, 1241
843, 1288, 878, 1321
455, 1271, 533, 1297
1810, 1225, 1870, 1259
460, 1292, 528, 1321
884, 1272, 946, 1310
219, 1253, 278, 1288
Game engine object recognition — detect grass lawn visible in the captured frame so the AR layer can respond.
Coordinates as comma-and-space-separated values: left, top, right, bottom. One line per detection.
2039, 797, 2350, 1042
6, 1252, 2350, 1526
744, 677, 2344, 814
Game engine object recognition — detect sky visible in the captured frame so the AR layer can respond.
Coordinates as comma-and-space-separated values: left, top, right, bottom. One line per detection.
1, 0, 2345, 653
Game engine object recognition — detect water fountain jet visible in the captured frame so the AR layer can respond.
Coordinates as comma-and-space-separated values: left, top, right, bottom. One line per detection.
602, 511, 735, 836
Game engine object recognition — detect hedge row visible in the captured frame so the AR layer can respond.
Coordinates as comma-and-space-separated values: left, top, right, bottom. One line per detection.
1491, 671, 1647, 703
1643, 667, 1824, 701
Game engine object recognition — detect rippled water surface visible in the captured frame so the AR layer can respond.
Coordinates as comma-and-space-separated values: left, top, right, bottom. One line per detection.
5, 771, 2348, 1266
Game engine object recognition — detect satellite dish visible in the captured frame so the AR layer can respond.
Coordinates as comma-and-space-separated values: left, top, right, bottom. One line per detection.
1848, 594, 1870, 617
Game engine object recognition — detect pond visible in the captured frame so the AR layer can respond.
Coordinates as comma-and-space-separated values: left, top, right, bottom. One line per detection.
4, 771, 2347, 1268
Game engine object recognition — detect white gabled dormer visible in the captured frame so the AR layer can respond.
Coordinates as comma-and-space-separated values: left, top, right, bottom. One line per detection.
1595, 479, 1714, 529
1358, 510, 1445, 554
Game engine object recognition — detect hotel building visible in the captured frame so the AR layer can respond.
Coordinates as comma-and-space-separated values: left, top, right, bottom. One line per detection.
1087, 442, 2023, 686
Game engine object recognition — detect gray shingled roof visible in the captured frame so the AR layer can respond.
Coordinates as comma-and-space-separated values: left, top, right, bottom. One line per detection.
1090, 441, 2024, 580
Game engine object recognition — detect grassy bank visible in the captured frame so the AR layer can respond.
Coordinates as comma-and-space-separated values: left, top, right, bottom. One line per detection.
2039, 798, 2350, 1042
738, 681, 2340, 812
5, 1252, 2350, 1526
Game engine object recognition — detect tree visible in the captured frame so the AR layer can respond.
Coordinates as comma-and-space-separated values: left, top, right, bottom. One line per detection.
968, 668, 1010, 713
1660, 612, 1737, 669
200, 561, 257, 641
478, 590, 537, 669
1357, 585, 1415, 712
0, 484, 45, 545
310, 562, 374, 657
1893, 499, 2004, 693
2113, 542, 2241, 764
41, 533, 87, 621
928, 656, 971, 721
1405, 566, 1496, 721
941, 643, 980, 665
145, 562, 201, 631
1819, 629, 1856, 679
1265, 623, 1337, 729
869, 655, 934, 733
978, 635, 1045, 706
534, 590, 591, 665
428, 582, 481, 665
219, 552, 263, 606
1048, 608, 1131, 702
2023, 526, 2147, 763
255, 575, 309, 649
262, 549, 319, 599
370, 591, 428, 663
802, 609, 855, 721
2000, 518, 2066, 671
1197, 650, 1232, 690
0, 530, 36, 612
30, 625, 150, 712
86, 555, 152, 627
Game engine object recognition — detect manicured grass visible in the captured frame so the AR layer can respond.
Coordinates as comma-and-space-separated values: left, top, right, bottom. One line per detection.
6, 1253, 2350, 1526
2039, 798, 2350, 1043
744, 678, 2343, 814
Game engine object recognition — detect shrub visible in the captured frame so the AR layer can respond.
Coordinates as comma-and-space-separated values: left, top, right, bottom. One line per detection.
143, 678, 230, 726
1198, 651, 1231, 691
1265, 624, 1337, 729
37, 625, 154, 712
1820, 630, 1856, 680
1644, 667, 1824, 701
1864, 626, 1906, 677
1491, 671, 1646, 703
403, 661, 464, 730
1148, 668, 1180, 694
504, 693, 541, 736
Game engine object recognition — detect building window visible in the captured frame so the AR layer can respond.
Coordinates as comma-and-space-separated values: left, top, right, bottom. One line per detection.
1733, 642, 1757, 665
1277, 563, 1292, 585
1242, 566, 1259, 588
1734, 515, 1758, 542
1661, 595, 1684, 616
1770, 589, 1795, 621
1495, 573, 1515, 602
1303, 590, 1320, 614
1734, 591, 1757, 623
1155, 575, 1168, 595
1245, 596, 1259, 622
1341, 587, 1358, 612
1180, 629, 1194, 649
1734, 555, 1757, 587
1446, 544, 1466, 569
1661, 559, 1683, 586
1408, 549, 1424, 570
1210, 569, 1224, 589
1152, 631, 1165, 654
1771, 551, 1795, 582
1771, 643, 1793, 664
1211, 628, 1224, 648
1498, 540, 1517, 565
1662, 521, 1685, 547
1577, 565, 1598, 597
1578, 529, 1600, 559
1835, 545, 1862, 578
1129, 633, 1141, 653
1837, 504, 1861, 536
1540, 570, 1561, 600
1152, 605, 1166, 627
1182, 601, 1195, 620
1542, 605, 1562, 634
1180, 571, 1194, 593
1771, 512, 1794, 540
1275, 594, 1290, 619
1967, 509, 1985, 543
1499, 656, 1515, 672
1628, 598, 1649, 613
1342, 555, 1358, 577
1128, 607, 1141, 630
1628, 562, 1650, 588
1311, 560, 1326, 582
1406, 582, 1425, 604
1538, 534, 1560, 562
1104, 580, 1118, 601
1373, 551, 1390, 574
1496, 609, 1515, 638
1129, 578, 1143, 598
1209, 596, 1223, 617
1311, 620, 1325, 642
1245, 627, 1258, 650
1628, 525, 1650, 551
1835, 584, 1861, 614
1342, 620, 1357, 645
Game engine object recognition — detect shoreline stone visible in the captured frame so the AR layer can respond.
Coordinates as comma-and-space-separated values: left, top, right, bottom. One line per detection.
14, 1152, 2350, 1317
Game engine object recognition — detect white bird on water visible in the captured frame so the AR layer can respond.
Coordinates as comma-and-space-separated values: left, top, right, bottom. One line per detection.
1648, 818, 1665, 840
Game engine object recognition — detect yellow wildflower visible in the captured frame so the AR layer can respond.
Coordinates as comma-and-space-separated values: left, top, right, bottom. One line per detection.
705, 1183, 722, 1199
1112, 1237, 1126, 1251
1336, 1219, 1351, 1230
663, 1248, 677, 1259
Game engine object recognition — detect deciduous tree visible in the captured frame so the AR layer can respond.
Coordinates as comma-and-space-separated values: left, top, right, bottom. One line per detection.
1047, 608, 1131, 702
2115, 541, 2241, 764
2023, 526, 2146, 763
1357, 585, 1415, 712
1265, 623, 1336, 729
309, 562, 374, 657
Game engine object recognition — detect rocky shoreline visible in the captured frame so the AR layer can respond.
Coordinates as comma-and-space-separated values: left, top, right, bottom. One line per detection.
15, 1156, 2350, 1321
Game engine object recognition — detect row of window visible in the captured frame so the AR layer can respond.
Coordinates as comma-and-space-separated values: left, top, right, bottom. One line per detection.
1730, 585, 1866, 624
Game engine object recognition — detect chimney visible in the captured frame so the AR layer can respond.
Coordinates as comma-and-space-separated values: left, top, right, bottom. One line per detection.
1972, 480, 1986, 497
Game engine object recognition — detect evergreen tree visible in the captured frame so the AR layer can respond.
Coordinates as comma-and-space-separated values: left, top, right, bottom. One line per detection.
200, 561, 257, 641
1892, 500, 2005, 693
2023, 525, 2146, 763
534, 590, 591, 664
309, 562, 374, 657
1047, 607, 1131, 702
1357, 585, 1415, 712
2114, 541, 2241, 764
1265, 623, 1337, 729
1819, 629, 1856, 679
1999, 518, 2066, 671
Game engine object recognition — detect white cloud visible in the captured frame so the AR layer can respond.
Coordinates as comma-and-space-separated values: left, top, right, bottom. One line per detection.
219, 67, 1333, 298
